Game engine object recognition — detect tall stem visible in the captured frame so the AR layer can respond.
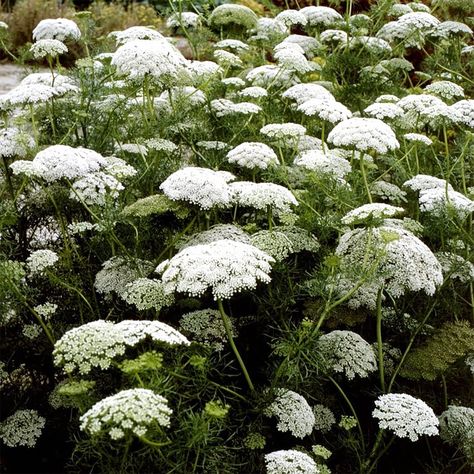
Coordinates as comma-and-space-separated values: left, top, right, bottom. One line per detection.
376, 287, 386, 392
217, 299, 255, 392
360, 155, 372, 203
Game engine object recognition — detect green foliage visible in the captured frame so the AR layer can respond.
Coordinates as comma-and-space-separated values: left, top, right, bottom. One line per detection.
121, 194, 190, 220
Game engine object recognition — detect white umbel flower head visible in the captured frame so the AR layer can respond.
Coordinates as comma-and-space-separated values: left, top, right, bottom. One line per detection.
111, 39, 189, 85
424, 81, 464, 101
298, 98, 352, 124
70, 172, 123, 206
109, 26, 164, 45
230, 181, 298, 215
210, 98, 262, 117
294, 149, 351, 179
246, 65, 297, 88
80, 389, 172, 440
0, 409, 45, 448
32, 18, 81, 42
227, 142, 279, 170
341, 203, 404, 225
327, 118, 400, 154
275, 10, 308, 28
177, 224, 251, 250
282, 34, 321, 58
373, 393, 439, 441
398, 12, 440, 30
266, 389, 315, 438
318, 330, 377, 380
26, 249, 59, 275
438, 405, 474, 460
238, 86, 268, 99
30, 39, 67, 59
432, 21, 473, 39
335, 225, 443, 309
364, 102, 404, 120
214, 49, 242, 67
320, 29, 348, 45
120, 278, 174, 312
273, 43, 312, 74
300, 6, 342, 27
418, 187, 474, 220
160, 167, 235, 210
215, 39, 249, 52
0, 128, 34, 158
156, 239, 274, 300
166, 12, 200, 29
208, 4, 258, 29
451, 100, 474, 129
403, 133, 433, 146
260, 122, 306, 140
282, 83, 334, 105
265, 450, 319, 474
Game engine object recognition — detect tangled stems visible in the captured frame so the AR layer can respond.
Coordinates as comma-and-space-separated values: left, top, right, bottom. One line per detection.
217, 299, 255, 392
375, 287, 385, 392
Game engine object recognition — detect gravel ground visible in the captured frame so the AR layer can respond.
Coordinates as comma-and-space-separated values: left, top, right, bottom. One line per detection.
0, 63, 23, 94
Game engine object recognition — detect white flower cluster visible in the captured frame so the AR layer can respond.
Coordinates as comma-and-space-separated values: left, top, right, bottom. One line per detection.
335, 225, 443, 309
11, 144, 106, 182
30, 39, 67, 59
227, 142, 279, 170
435, 252, 474, 283
282, 34, 321, 58
214, 49, 242, 67
275, 10, 307, 28
320, 28, 348, 45
238, 86, 268, 99
177, 224, 251, 250
208, 4, 258, 29
341, 203, 405, 225
179, 308, 236, 351
80, 389, 172, 440
157, 239, 274, 300
424, 81, 464, 101
109, 26, 163, 45
300, 6, 342, 27
373, 393, 439, 441
145, 138, 178, 153
32, 18, 81, 42
282, 83, 334, 105
266, 389, 315, 438
349, 36, 392, 55
318, 330, 377, 380
364, 102, 404, 120
327, 118, 399, 154
403, 133, 433, 145
246, 65, 296, 88
439, 405, 474, 461
160, 167, 235, 210
53, 319, 189, 374
273, 43, 312, 74
20, 72, 79, 95
34, 302, 58, 321
370, 181, 407, 203
210, 98, 262, 117
215, 39, 249, 52
451, 100, 474, 129
230, 181, 298, 215
313, 404, 336, 433
294, 149, 351, 179
26, 249, 59, 275
111, 39, 189, 85
404, 175, 474, 220
0, 127, 34, 158
432, 20, 473, 39
120, 278, 174, 311
265, 450, 319, 474
166, 12, 200, 29
70, 171, 124, 206
94, 257, 154, 296
260, 122, 306, 140
298, 97, 352, 124
0, 409, 46, 448
249, 18, 288, 43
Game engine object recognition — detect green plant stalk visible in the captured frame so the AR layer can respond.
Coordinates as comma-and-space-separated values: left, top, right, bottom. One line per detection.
217, 299, 255, 392
360, 155, 372, 203
376, 287, 386, 392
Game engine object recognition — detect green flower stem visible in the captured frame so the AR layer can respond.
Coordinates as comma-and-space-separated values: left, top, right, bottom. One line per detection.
360, 155, 373, 203
376, 287, 386, 392
363, 431, 395, 474
328, 375, 366, 455
139, 436, 171, 448
217, 299, 255, 392
267, 205, 273, 231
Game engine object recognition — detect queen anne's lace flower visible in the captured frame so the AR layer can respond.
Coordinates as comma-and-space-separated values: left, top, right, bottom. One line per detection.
341, 203, 404, 225
26, 249, 59, 275
80, 389, 172, 440
282, 83, 334, 105
109, 26, 163, 45
120, 278, 174, 311
432, 21, 473, 39
403, 133, 433, 145
273, 43, 312, 74
210, 98, 262, 117
111, 39, 189, 85
275, 10, 307, 27
70, 171, 124, 206
260, 123, 306, 140
318, 330, 377, 380
0, 128, 34, 158
349, 36, 392, 55
365, 102, 404, 120
179, 308, 236, 351
298, 98, 352, 124
373, 393, 439, 441
166, 12, 200, 29
4, 84, 56, 106
214, 49, 243, 67
424, 81, 464, 101
227, 142, 279, 170
30, 39, 67, 59
145, 138, 178, 153
208, 4, 258, 29
313, 405, 336, 433
160, 167, 235, 210
451, 100, 474, 128
53, 320, 189, 374
294, 149, 351, 179
20, 72, 78, 95
282, 34, 321, 58
230, 181, 298, 215
370, 181, 407, 203
0, 409, 45, 448
435, 252, 474, 283
438, 405, 474, 461
95, 257, 154, 296
156, 239, 274, 300
300, 6, 342, 27
246, 65, 297, 88
238, 86, 268, 99
249, 18, 288, 43
418, 187, 474, 220
334, 225, 443, 309
177, 224, 251, 250
32, 18, 81, 42
327, 118, 399, 154
215, 39, 249, 52
403, 174, 453, 192
265, 450, 319, 474
266, 389, 315, 438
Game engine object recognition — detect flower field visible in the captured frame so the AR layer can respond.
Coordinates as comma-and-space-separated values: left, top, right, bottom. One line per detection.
0, 1, 473, 473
